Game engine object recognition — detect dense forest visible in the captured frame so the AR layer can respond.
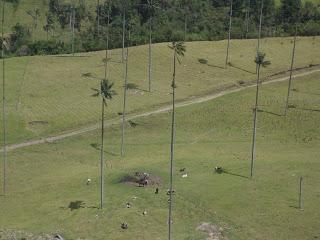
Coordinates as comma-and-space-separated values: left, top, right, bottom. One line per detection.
2, 0, 320, 56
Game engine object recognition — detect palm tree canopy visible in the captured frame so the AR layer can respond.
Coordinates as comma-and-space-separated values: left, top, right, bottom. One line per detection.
255, 51, 271, 67
168, 41, 186, 63
92, 79, 116, 104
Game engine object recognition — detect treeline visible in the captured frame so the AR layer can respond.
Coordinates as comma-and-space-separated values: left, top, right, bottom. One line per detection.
2, 0, 320, 56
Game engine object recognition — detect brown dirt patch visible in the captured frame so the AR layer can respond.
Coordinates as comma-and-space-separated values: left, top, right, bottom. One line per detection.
119, 172, 162, 187
197, 223, 228, 240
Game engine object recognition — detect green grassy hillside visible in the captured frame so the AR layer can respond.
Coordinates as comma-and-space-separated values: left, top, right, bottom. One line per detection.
1, 37, 320, 144
1, 71, 319, 239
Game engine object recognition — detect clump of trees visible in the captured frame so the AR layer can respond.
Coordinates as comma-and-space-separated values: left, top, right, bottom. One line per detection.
2, 0, 320, 57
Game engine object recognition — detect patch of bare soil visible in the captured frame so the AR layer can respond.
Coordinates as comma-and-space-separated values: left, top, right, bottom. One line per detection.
119, 172, 162, 187
197, 223, 228, 240
0, 229, 54, 240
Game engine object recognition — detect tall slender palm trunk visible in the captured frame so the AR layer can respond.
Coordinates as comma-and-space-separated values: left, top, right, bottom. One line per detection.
225, 0, 233, 68
245, 0, 251, 38
97, 0, 100, 37
284, 28, 297, 115
100, 99, 105, 209
121, 44, 129, 157
148, 15, 152, 92
250, 64, 261, 178
257, 0, 264, 51
122, 8, 126, 63
1, 0, 7, 196
71, 6, 75, 56
256, 0, 264, 73
184, 15, 187, 41
168, 49, 176, 240
104, 2, 111, 80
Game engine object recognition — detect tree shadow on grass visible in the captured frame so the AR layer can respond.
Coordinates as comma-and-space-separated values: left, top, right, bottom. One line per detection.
228, 63, 256, 74
90, 143, 118, 156
297, 107, 320, 113
258, 109, 283, 117
292, 89, 320, 96
224, 170, 249, 179
60, 201, 99, 211
126, 83, 150, 93
207, 63, 225, 70
289, 205, 303, 210
68, 201, 86, 211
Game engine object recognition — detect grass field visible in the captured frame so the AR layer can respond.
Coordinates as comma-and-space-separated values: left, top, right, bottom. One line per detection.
1, 70, 319, 239
1, 37, 320, 145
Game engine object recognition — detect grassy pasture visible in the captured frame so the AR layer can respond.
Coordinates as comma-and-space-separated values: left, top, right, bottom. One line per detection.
0, 72, 319, 239
1, 37, 320, 144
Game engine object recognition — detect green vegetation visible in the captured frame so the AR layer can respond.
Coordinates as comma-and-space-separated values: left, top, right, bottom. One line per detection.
1, 72, 319, 239
1, 37, 319, 145
2, 0, 320, 56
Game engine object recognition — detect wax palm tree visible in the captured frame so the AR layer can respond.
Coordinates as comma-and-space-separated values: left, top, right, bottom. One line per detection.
1, 0, 7, 196
91, 79, 116, 209
167, 41, 186, 240
284, 26, 298, 115
97, 0, 100, 37
26, 8, 40, 42
121, 0, 127, 62
103, 0, 111, 80
71, 4, 75, 56
225, 0, 233, 68
256, 0, 264, 73
250, 51, 270, 178
245, 0, 251, 38
121, 29, 130, 157
146, 0, 159, 92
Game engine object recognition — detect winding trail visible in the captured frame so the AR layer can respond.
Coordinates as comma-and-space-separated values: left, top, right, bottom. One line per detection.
2, 68, 320, 153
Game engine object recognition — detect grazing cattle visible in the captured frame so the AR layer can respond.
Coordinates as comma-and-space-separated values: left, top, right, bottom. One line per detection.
136, 172, 150, 187
167, 189, 175, 195
121, 223, 128, 229
179, 168, 186, 172
86, 179, 91, 185
215, 166, 224, 174
155, 188, 159, 194
138, 178, 149, 187
126, 202, 131, 208
53, 234, 64, 240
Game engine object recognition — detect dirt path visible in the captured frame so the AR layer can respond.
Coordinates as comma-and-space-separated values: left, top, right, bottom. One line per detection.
2, 68, 320, 153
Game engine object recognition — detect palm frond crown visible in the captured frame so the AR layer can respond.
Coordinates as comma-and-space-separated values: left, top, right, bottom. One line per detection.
91, 79, 116, 104
168, 41, 186, 63
255, 51, 271, 67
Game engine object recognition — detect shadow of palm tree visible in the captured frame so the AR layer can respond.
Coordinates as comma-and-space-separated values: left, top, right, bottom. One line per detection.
68, 201, 85, 211
207, 64, 225, 69
298, 108, 320, 113
258, 109, 283, 117
224, 171, 249, 179
293, 89, 320, 96
90, 143, 118, 156
228, 63, 255, 74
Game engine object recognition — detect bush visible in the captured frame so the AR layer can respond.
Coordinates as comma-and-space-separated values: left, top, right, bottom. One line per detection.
27, 40, 67, 55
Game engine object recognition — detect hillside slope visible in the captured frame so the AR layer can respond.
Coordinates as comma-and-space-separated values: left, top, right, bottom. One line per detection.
1, 37, 320, 144
0, 71, 319, 240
